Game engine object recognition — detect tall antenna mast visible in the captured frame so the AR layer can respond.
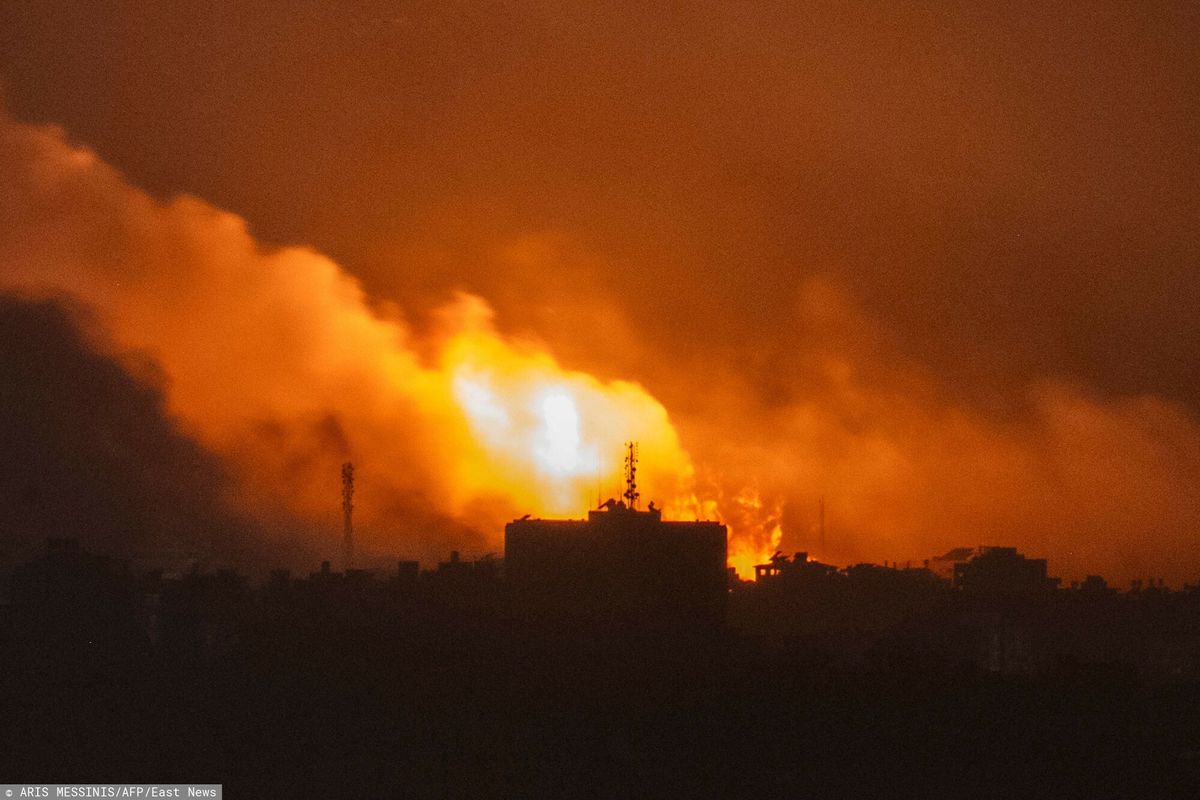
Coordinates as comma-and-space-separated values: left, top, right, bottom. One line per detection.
623, 441, 639, 509
819, 495, 826, 556
342, 462, 355, 571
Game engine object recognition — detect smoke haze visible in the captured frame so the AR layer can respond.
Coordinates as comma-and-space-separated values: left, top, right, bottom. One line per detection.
1, 1, 1197, 583
2, 113, 1198, 583
0, 115, 712, 569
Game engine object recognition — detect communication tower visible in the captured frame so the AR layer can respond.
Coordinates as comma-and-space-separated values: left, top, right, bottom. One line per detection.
342, 462, 355, 570
623, 441, 640, 509
819, 495, 826, 556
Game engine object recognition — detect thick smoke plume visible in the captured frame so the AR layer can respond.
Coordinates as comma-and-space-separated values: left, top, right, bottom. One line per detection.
674, 278, 1200, 583
0, 114, 713, 568
0, 295, 278, 569
3, 113, 1199, 583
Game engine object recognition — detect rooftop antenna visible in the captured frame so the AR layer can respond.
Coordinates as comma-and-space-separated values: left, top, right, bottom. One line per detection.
623, 441, 640, 509
342, 462, 355, 571
819, 496, 826, 557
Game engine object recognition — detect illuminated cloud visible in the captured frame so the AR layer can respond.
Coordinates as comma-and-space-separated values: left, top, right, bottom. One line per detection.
0, 115, 741, 566
2, 110, 1200, 584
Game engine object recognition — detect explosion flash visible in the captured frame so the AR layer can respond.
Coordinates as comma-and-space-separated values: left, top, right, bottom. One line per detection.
0, 116, 788, 570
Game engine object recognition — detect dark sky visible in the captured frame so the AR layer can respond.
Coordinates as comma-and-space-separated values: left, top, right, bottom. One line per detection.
1, 1, 1198, 580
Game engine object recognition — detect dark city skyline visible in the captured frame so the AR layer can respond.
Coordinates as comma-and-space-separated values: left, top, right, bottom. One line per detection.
1, 4, 1199, 795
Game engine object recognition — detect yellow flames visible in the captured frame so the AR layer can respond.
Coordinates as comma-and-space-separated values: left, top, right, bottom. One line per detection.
434, 303, 786, 578
724, 487, 785, 580
11, 115, 1200, 585
438, 301, 698, 520
0, 117, 786, 573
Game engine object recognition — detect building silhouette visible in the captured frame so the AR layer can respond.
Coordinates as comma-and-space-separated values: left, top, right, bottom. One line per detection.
953, 546, 1059, 595
505, 500, 727, 625
505, 445, 727, 625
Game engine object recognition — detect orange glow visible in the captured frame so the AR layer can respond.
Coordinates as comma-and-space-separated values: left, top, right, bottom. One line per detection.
724, 487, 784, 580
436, 313, 789, 576
433, 294, 702, 521
8, 114, 1200, 585
0, 118, 765, 565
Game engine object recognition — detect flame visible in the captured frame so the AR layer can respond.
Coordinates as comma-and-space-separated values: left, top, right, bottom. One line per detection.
0, 116, 789, 571
10, 115, 1200, 584
724, 486, 785, 580
437, 313, 787, 578
439, 302, 697, 520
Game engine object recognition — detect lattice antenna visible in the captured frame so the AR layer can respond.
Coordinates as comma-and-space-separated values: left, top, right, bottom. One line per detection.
819, 495, 826, 556
623, 441, 639, 509
342, 462, 355, 570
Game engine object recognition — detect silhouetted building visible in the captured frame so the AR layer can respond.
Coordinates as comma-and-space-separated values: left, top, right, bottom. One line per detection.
157, 567, 248, 661
926, 546, 980, 583
953, 546, 1059, 595
7, 538, 147, 670
753, 551, 838, 582
395, 560, 419, 584
505, 500, 728, 625
9, 537, 114, 605
436, 550, 472, 579
1076, 574, 1115, 595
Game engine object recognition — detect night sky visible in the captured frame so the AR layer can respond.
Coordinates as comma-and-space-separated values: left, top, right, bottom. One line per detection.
1, 1, 1198, 583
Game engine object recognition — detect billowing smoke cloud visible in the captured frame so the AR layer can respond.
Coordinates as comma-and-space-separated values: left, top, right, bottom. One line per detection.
0, 295, 280, 570
0, 114, 714, 568
3, 111, 1199, 584
676, 280, 1200, 584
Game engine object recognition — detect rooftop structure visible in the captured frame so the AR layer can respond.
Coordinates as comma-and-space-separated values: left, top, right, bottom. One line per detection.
949, 546, 1060, 594
504, 445, 727, 624
753, 551, 839, 582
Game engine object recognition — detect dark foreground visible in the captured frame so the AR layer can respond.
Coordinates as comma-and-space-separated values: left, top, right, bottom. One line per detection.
4, 574, 1200, 799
